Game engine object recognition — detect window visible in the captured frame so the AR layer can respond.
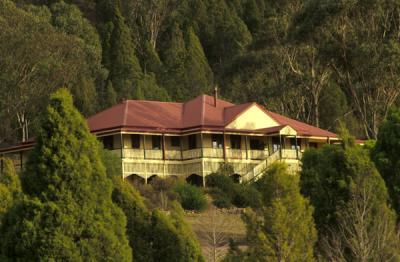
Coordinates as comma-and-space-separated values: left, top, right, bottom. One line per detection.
152, 136, 161, 149
309, 142, 318, 149
290, 138, 301, 150
250, 139, 263, 150
131, 134, 140, 149
211, 134, 223, 148
230, 135, 241, 149
102, 136, 114, 150
188, 135, 197, 149
171, 136, 180, 147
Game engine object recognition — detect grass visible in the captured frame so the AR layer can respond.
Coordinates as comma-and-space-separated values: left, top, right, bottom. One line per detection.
184, 196, 247, 261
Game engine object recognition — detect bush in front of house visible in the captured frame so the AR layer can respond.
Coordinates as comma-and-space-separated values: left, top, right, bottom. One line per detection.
174, 183, 208, 211
206, 173, 262, 209
206, 173, 236, 197
207, 187, 232, 208
231, 185, 262, 208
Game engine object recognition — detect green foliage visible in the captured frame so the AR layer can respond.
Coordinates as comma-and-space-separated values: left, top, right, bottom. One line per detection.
0, 0, 91, 142
111, 177, 154, 261
97, 0, 142, 101
300, 145, 348, 229
301, 127, 395, 236
0, 157, 21, 224
100, 148, 203, 261
0, 89, 131, 261
0, 184, 12, 217
241, 163, 317, 261
231, 185, 261, 209
3, 0, 400, 145
49, 1, 106, 115
0, 158, 21, 196
169, 201, 205, 262
206, 173, 261, 208
326, 163, 400, 261
206, 173, 235, 196
160, 23, 212, 101
174, 182, 208, 211
373, 107, 400, 215
208, 188, 232, 208
151, 202, 205, 262
136, 73, 170, 101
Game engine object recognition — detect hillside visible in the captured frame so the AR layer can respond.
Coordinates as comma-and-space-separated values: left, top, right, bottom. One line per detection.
2, 0, 400, 146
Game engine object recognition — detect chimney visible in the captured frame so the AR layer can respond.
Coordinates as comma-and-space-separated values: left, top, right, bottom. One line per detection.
214, 86, 218, 107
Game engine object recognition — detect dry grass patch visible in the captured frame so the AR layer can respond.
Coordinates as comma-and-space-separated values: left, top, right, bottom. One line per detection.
184, 203, 247, 262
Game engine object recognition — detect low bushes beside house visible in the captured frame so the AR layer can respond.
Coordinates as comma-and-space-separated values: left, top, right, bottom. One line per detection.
206, 174, 261, 208
174, 182, 208, 211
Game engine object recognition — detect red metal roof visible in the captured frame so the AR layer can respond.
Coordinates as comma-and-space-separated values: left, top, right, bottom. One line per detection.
87, 94, 337, 138
266, 110, 337, 137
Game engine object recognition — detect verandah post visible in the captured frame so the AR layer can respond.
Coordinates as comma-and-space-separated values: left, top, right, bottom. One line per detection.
120, 133, 124, 178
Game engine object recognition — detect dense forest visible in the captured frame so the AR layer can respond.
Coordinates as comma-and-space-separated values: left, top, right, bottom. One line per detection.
2, 0, 400, 146
2, 1, 400, 260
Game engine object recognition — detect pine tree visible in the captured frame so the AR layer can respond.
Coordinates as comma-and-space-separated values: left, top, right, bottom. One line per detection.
161, 22, 188, 100
100, 149, 203, 261
0, 157, 21, 218
169, 201, 204, 262
0, 89, 131, 261
0, 184, 11, 217
0, 157, 21, 196
104, 80, 117, 107
241, 163, 317, 261
97, 0, 142, 100
184, 27, 213, 96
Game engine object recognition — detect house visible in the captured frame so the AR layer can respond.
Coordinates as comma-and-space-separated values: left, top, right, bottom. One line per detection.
0, 92, 338, 185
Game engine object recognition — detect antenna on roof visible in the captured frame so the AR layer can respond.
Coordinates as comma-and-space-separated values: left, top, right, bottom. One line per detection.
214, 85, 218, 107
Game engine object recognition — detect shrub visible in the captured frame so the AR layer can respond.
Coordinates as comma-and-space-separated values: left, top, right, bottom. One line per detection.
206, 173, 235, 197
232, 185, 262, 208
206, 173, 261, 208
207, 187, 232, 208
174, 183, 208, 211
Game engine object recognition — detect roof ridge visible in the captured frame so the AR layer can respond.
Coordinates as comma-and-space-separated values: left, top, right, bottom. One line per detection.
127, 100, 182, 105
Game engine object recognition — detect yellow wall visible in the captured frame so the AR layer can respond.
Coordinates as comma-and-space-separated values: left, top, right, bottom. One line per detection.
226, 105, 279, 130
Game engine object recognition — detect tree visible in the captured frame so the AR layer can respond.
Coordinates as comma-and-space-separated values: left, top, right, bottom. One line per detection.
197, 0, 252, 69
184, 27, 213, 96
0, 0, 89, 143
50, 0, 106, 115
300, 143, 349, 230
322, 163, 400, 261
301, 127, 400, 260
0, 89, 131, 261
373, 107, 400, 215
0, 157, 21, 219
169, 201, 204, 261
97, 0, 142, 101
0, 157, 22, 196
199, 205, 234, 262
100, 148, 155, 261
293, 0, 400, 139
240, 163, 317, 261
100, 148, 204, 261
151, 201, 205, 262
121, 0, 177, 50
160, 23, 188, 100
